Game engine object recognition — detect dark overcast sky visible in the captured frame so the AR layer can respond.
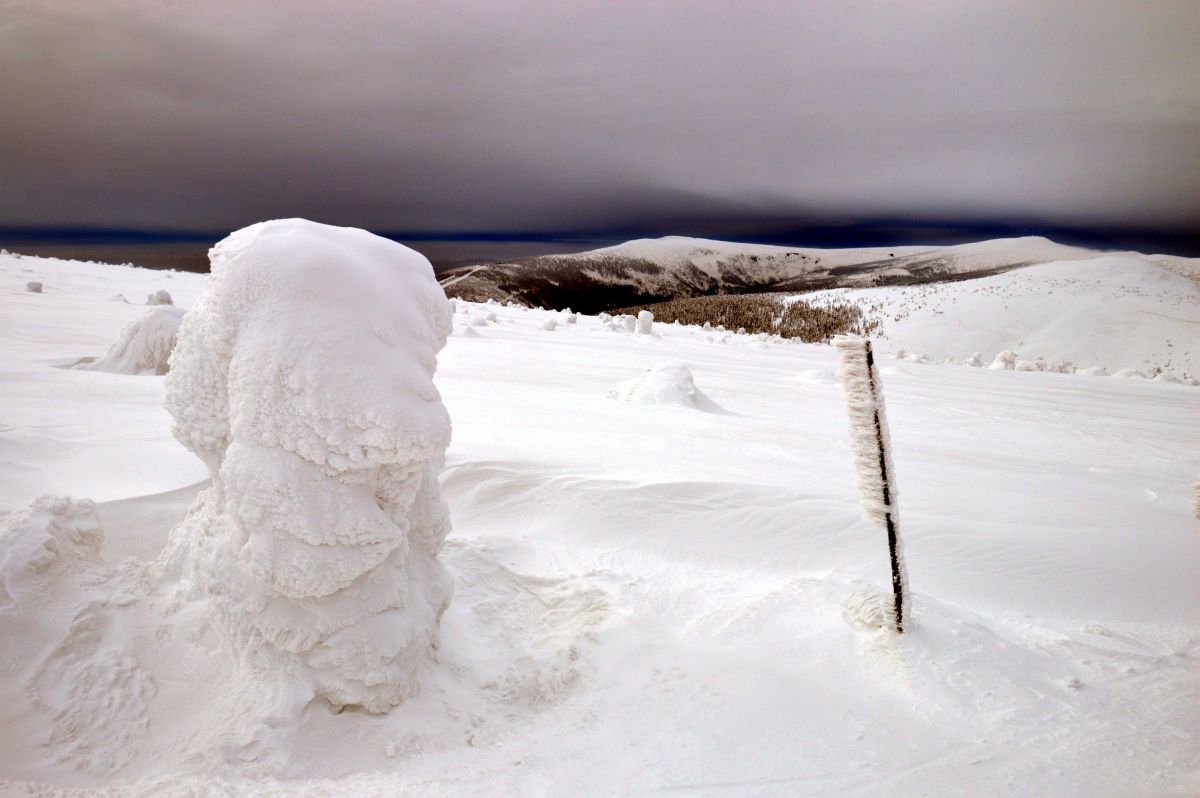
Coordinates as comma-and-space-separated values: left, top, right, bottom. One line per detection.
1, 1, 1198, 246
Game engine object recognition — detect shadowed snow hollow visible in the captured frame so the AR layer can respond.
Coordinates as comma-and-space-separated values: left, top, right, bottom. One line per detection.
159, 219, 454, 713
608, 362, 725, 412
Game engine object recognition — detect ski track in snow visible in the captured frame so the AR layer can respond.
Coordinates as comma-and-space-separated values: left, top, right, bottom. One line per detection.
0, 249, 1198, 796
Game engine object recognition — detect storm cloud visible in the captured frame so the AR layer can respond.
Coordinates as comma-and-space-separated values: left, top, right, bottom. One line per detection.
1, 0, 1198, 239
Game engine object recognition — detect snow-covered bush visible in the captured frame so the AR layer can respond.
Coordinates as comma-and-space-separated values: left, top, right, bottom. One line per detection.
25, 281, 42, 293
159, 219, 454, 713
79, 306, 184, 376
145, 289, 173, 306
636, 310, 654, 335
989, 350, 1017, 370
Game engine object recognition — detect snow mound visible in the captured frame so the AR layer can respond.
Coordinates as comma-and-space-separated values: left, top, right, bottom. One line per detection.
635, 310, 654, 335
145, 289, 173, 306
608, 362, 725, 412
160, 219, 454, 713
77, 306, 184, 376
26, 281, 42, 293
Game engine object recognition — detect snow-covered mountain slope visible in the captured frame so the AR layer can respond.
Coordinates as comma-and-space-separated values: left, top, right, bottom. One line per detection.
799, 255, 1200, 377
439, 235, 1099, 312
2, 250, 1198, 796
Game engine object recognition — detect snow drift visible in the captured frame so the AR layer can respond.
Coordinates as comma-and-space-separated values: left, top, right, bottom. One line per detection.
77, 305, 185, 375
159, 219, 454, 713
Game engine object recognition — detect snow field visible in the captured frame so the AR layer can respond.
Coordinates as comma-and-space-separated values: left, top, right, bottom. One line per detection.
0, 244, 1198, 795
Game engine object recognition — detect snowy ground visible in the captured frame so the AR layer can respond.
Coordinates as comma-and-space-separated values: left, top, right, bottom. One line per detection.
799, 255, 1200, 378
1, 250, 1198, 796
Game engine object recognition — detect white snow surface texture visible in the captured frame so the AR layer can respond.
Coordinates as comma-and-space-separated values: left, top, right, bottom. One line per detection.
160, 220, 454, 713
0, 233, 1197, 796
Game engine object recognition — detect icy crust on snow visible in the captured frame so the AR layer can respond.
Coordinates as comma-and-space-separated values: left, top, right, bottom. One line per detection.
77, 305, 184, 376
160, 219, 454, 713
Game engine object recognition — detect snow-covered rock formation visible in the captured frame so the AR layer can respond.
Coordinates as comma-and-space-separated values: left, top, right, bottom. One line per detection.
160, 219, 454, 713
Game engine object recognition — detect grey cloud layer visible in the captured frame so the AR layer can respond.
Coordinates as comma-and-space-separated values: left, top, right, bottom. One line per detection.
1, 0, 1197, 233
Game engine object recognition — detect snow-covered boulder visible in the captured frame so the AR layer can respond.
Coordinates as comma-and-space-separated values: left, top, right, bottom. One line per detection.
25, 281, 42, 293
145, 289, 173, 306
543, 318, 558, 331
608, 362, 724, 412
79, 305, 185, 376
159, 219, 454, 713
961, 353, 984, 367
1015, 360, 1037, 372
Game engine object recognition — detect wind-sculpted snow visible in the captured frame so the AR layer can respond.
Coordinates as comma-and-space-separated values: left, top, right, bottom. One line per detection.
160, 219, 454, 713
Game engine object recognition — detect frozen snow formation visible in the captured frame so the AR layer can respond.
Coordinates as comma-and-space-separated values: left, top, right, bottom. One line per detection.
145, 289, 173, 306
79, 305, 185, 376
26, 280, 43, 293
635, 310, 654, 335
160, 219, 454, 713
608, 361, 724, 412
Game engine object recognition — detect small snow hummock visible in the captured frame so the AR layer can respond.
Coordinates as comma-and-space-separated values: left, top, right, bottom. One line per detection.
26, 281, 43, 293
961, 353, 984, 367
159, 219, 454, 713
145, 289, 173, 306
832, 335, 909, 633
77, 306, 185, 376
1111, 368, 1147, 379
635, 310, 654, 335
543, 318, 558, 331
608, 362, 724, 412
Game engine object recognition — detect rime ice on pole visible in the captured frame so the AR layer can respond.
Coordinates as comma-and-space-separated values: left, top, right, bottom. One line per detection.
832, 334, 910, 633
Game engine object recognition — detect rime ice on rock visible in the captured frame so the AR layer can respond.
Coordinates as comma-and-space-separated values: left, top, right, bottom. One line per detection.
160, 219, 454, 713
